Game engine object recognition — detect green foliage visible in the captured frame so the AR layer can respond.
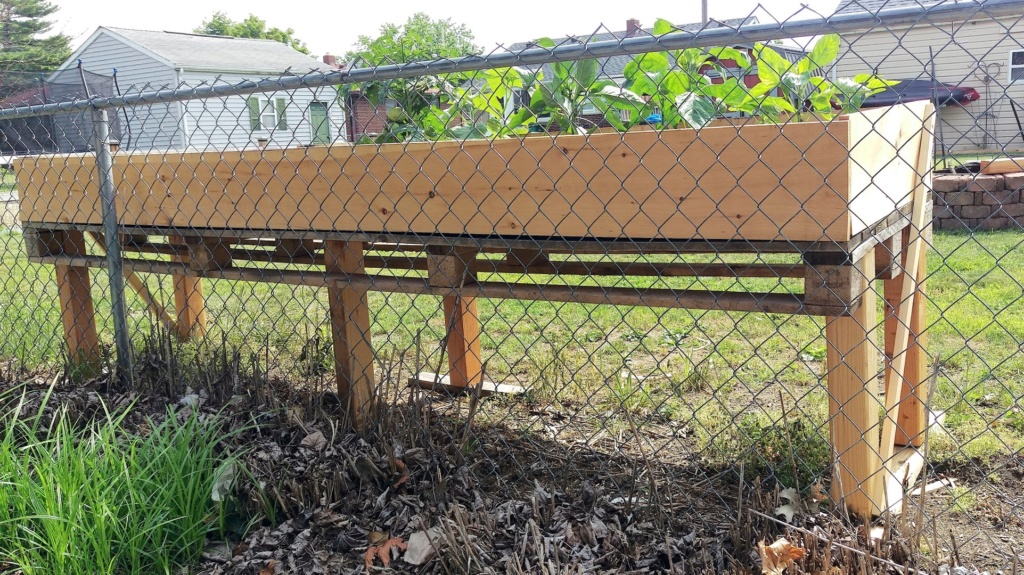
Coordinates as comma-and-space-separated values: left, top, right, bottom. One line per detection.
194, 12, 309, 54
0, 0, 71, 98
523, 37, 644, 134
0, 388, 241, 575
619, 29, 894, 128
345, 12, 481, 66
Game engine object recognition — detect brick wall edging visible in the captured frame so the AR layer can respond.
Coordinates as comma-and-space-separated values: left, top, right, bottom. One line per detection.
932, 172, 1024, 231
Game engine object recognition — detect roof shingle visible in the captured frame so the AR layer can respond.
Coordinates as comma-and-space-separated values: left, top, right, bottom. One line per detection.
104, 27, 325, 74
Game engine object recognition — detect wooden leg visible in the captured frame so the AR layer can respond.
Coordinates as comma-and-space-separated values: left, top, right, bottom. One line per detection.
55, 231, 100, 378
885, 233, 928, 447
325, 240, 376, 429
442, 294, 483, 388
169, 236, 207, 340
825, 249, 883, 519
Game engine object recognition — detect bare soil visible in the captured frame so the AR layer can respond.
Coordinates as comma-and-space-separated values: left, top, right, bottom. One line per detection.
1, 364, 1020, 574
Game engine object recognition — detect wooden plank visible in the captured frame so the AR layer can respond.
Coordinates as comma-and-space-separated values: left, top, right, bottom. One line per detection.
825, 248, 883, 519
413, 372, 524, 396
18, 112, 886, 242
873, 234, 901, 280
169, 236, 207, 340
884, 234, 929, 448
880, 110, 935, 464
32, 254, 827, 315
324, 240, 376, 429
442, 295, 484, 389
847, 101, 935, 235
883, 447, 926, 515
54, 231, 100, 378
979, 157, 1024, 174
804, 261, 859, 310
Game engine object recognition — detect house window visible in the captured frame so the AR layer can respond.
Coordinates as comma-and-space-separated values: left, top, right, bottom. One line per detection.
247, 96, 288, 131
1011, 50, 1024, 82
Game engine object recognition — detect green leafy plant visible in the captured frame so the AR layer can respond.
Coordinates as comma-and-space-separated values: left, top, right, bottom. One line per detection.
623, 19, 755, 129
526, 37, 645, 134
0, 388, 242, 575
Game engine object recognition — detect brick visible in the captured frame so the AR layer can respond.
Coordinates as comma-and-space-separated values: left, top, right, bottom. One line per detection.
980, 217, 1010, 231
937, 217, 968, 231
933, 206, 954, 219
944, 191, 978, 206
1000, 203, 1024, 218
982, 190, 1021, 205
966, 175, 1004, 192
960, 205, 993, 219
1015, 216, 1024, 227
932, 174, 972, 193
1004, 173, 1024, 191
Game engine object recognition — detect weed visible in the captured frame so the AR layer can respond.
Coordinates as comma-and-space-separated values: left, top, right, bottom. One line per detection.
0, 386, 241, 575
948, 486, 978, 514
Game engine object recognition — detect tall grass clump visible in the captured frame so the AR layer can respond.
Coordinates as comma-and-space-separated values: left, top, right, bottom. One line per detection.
0, 388, 239, 575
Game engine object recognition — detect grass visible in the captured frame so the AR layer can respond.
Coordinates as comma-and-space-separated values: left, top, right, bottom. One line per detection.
0, 386, 239, 575
0, 229, 1022, 474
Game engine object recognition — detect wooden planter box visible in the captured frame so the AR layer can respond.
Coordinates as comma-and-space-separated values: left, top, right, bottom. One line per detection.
16, 103, 930, 244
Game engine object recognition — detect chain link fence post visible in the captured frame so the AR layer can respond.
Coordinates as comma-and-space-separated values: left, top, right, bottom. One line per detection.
91, 107, 133, 386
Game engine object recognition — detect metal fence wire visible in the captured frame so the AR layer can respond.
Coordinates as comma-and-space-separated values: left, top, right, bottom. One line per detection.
2, 0, 1024, 572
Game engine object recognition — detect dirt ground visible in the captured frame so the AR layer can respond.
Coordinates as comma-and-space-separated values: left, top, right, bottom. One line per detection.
1, 363, 1021, 574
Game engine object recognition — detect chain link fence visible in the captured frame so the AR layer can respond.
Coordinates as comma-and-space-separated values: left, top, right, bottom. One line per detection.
1, 1, 1023, 572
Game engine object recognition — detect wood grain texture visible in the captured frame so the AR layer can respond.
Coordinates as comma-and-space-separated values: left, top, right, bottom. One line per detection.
324, 240, 376, 429
884, 231, 929, 448
169, 236, 207, 340
54, 231, 100, 378
14, 113, 903, 242
825, 248, 883, 519
980, 157, 1024, 174
442, 295, 484, 389
879, 114, 934, 463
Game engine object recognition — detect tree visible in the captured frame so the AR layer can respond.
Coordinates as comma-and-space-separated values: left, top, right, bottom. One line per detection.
0, 0, 71, 74
194, 12, 309, 54
345, 13, 481, 67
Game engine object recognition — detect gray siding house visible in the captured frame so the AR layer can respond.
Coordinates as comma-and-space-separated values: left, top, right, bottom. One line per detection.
833, 0, 1024, 153
52, 27, 346, 151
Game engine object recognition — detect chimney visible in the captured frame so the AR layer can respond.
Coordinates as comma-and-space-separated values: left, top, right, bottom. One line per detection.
625, 18, 642, 37
322, 54, 338, 68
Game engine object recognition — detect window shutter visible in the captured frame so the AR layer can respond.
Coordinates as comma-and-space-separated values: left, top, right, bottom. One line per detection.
248, 97, 261, 130
276, 98, 288, 130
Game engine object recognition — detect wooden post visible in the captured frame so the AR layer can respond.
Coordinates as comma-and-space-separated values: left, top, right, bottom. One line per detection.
426, 246, 483, 389
325, 240, 376, 429
55, 231, 101, 378
442, 294, 484, 388
884, 228, 928, 447
168, 236, 207, 340
825, 249, 883, 519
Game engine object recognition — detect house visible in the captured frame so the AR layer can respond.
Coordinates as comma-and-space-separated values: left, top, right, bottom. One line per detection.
833, 0, 1024, 153
51, 27, 346, 152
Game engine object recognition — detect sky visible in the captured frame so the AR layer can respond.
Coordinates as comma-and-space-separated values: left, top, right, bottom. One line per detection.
51, 0, 842, 59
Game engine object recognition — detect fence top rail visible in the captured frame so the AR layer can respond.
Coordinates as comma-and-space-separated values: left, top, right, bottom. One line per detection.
0, 0, 1015, 121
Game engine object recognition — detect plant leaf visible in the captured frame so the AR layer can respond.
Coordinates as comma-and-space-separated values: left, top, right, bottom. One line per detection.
758, 537, 806, 575
676, 92, 717, 128
800, 33, 840, 73
653, 18, 675, 36
754, 43, 791, 86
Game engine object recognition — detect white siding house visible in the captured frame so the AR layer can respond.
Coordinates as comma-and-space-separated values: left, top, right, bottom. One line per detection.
52, 27, 346, 152
833, 0, 1024, 153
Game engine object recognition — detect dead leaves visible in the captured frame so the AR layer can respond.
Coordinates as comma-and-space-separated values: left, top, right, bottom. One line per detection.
775, 482, 827, 523
392, 459, 410, 489
257, 560, 275, 575
364, 535, 408, 569
758, 537, 806, 575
